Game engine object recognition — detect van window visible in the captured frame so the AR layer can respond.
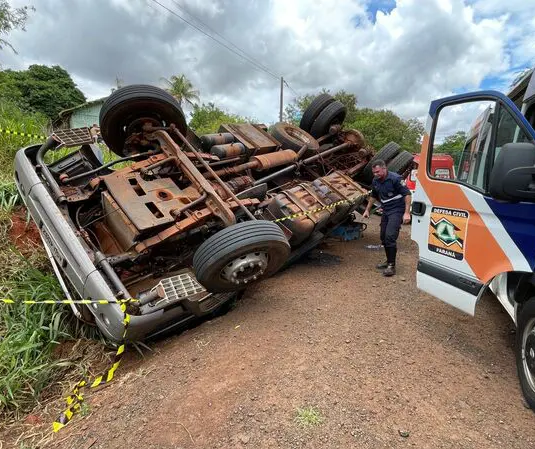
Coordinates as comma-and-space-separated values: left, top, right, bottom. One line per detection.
494, 103, 531, 162
431, 100, 530, 192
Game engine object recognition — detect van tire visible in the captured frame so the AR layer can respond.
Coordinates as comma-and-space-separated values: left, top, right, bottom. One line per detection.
361, 142, 401, 184
516, 298, 535, 411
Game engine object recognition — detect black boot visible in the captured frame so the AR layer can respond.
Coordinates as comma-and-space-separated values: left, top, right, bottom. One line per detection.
383, 247, 397, 276
376, 246, 389, 269
383, 264, 396, 277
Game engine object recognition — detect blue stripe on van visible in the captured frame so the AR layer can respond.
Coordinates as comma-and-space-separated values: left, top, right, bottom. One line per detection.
485, 197, 535, 270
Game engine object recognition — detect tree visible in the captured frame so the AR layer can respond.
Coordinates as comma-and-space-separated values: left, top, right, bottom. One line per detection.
110, 75, 124, 93
345, 108, 424, 153
435, 131, 467, 165
189, 102, 248, 135
0, 1, 34, 54
161, 74, 200, 107
0, 65, 86, 120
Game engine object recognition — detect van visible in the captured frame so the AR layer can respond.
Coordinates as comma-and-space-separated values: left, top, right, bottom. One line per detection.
410, 67, 535, 408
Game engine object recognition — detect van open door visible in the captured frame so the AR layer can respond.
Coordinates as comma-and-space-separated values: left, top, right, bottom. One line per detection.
411, 90, 535, 316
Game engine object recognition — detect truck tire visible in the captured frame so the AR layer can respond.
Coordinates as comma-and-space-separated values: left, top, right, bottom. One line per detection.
270, 122, 319, 152
361, 142, 401, 185
193, 221, 290, 293
387, 150, 414, 176
299, 93, 335, 133
99, 84, 187, 156
309, 101, 347, 138
516, 298, 535, 410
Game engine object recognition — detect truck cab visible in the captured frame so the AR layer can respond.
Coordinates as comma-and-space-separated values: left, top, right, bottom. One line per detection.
410, 68, 535, 409
406, 153, 455, 193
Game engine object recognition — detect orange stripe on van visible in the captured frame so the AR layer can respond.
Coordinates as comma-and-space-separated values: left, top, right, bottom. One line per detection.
418, 133, 513, 282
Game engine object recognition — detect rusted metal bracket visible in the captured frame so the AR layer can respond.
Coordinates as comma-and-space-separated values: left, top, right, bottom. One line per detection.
144, 128, 237, 227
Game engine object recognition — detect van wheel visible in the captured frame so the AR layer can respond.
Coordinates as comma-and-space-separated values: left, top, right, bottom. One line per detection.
516, 298, 535, 410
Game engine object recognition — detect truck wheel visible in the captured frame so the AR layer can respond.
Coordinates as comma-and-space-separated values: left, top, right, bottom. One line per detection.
516, 298, 535, 410
193, 221, 290, 293
361, 142, 401, 184
310, 101, 347, 138
270, 122, 319, 152
387, 150, 414, 176
99, 84, 187, 156
299, 93, 335, 133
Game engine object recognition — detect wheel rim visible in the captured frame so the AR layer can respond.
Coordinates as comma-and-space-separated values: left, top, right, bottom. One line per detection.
522, 317, 535, 391
284, 126, 316, 147
222, 251, 269, 285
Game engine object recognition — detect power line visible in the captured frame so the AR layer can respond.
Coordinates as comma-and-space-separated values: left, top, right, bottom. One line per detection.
149, 0, 280, 80
168, 0, 279, 80
283, 80, 299, 96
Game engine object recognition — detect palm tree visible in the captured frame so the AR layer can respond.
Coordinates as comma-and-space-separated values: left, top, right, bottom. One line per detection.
160, 74, 200, 107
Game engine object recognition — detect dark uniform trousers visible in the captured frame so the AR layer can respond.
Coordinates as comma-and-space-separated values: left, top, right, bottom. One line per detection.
372, 171, 410, 266
380, 211, 403, 265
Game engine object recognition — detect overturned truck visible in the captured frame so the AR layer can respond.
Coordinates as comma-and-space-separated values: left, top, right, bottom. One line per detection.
14, 86, 413, 341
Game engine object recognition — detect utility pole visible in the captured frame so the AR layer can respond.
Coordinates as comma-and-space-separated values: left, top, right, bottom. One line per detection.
279, 76, 283, 122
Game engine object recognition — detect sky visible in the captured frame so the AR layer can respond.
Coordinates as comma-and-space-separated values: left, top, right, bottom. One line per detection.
1, 0, 534, 126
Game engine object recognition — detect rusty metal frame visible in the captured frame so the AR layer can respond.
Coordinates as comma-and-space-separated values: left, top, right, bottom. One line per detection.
144, 128, 237, 226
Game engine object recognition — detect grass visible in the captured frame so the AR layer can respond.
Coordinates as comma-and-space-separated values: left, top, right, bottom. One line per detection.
0, 100, 49, 177
294, 406, 324, 427
0, 179, 21, 212
0, 238, 101, 418
0, 100, 106, 421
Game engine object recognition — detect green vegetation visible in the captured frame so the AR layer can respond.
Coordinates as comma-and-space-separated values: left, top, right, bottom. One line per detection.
0, 100, 99, 419
294, 406, 324, 427
348, 109, 424, 153
0, 65, 86, 120
435, 130, 467, 165
285, 89, 358, 125
0, 0, 34, 54
189, 102, 250, 135
161, 74, 200, 107
285, 90, 424, 153
0, 99, 49, 178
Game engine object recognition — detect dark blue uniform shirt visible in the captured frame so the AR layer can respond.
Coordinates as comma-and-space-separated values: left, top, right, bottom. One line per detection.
371, 171, 411, 215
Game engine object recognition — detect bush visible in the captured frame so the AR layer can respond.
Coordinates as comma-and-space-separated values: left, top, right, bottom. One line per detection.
0, 99, 49, 180
0, 101, 99, 419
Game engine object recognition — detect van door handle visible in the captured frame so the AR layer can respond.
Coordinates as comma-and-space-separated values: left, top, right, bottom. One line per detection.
412, 201, 426, 216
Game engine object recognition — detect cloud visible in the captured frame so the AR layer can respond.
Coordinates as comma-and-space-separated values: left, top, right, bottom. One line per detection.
2, 0, 534, 126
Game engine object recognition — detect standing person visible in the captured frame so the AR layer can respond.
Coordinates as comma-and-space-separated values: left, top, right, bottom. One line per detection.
89, 123, 100, 143
362, 159, 411, 276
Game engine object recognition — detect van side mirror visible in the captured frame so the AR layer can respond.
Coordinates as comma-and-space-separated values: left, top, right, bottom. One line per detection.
489, 142, 535, 201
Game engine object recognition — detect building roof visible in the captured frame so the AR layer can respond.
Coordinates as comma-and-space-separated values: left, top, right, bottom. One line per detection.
58, 96, 108, 119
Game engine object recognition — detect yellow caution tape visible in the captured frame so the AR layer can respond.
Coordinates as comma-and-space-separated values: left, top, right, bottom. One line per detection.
1, 189, 371, 433
271, 191, 371, 223
52, 301, 131, 432
0, 298, 138, 305
0, 127, 47, 140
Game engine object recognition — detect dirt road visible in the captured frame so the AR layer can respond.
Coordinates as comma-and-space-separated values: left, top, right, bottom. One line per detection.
15, 217, 535, 448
